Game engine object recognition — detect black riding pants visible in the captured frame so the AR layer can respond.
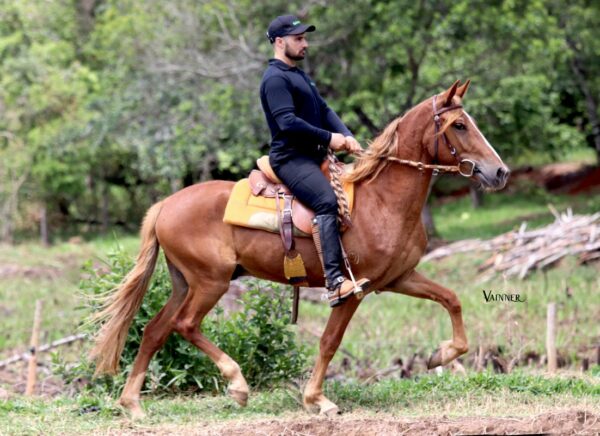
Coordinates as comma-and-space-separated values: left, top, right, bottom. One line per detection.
271, 156, 338, 216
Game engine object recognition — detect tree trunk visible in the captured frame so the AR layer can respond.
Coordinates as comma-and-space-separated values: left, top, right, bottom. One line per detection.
353, 107, 380, 136
0, 186, 14, 244
200, 153, 216, 182
0, 159, 28, 244
101, 183, 109, 233
421, 204, 437, 238
0, 202, 13, 244
567, 38, 600, 165
40, 204, 49, 246
470, 186, 484, 208
169, 178, 180, 194
76, 0, 97, 38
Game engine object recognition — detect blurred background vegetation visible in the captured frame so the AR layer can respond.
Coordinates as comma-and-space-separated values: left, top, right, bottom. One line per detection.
0, 5, 598, 426
1, 0, 599, 243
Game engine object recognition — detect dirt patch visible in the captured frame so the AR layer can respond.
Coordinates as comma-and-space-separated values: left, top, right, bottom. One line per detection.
437, 162, 600, 200
567, 166, 600, 195
114, 410, 599, 435
0, 362, 64, 398
0, 264, 61, 280
511, 163, 600, 195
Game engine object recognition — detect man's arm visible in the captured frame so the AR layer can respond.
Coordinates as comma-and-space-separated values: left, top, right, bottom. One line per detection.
323, 107, 352, 137
264, 76, 332, 145
317, 93, 362, 153
313, 86, 352, 136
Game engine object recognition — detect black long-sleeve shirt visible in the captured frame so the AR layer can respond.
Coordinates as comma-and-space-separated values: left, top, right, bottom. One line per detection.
260, 59, 352, 167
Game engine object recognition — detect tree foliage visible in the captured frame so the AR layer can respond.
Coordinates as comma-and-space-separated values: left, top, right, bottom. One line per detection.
0, 0, 598, 240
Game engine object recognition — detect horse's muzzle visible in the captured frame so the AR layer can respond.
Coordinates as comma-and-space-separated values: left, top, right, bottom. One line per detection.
473, 163, 510, 190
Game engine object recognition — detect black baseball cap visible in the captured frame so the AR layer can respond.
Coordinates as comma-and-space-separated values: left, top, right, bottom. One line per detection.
266, 15, 315, 43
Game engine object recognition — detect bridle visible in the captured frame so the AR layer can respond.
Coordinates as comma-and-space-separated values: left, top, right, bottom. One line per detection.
430, 94, 476, 177
353, 93, 476, 178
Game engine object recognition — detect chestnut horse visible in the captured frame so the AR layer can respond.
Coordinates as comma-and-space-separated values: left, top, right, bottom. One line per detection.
91, 80, 509, 418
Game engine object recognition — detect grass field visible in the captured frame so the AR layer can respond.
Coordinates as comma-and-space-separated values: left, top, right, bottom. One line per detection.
1, 372, 598, 435
0, 185, 598, 434
510, 146, 597, 167
431, 181, 600, 240
0, 235, 139, 352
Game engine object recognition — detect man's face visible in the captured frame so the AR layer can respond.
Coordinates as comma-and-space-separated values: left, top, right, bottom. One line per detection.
281, 33, 308, 61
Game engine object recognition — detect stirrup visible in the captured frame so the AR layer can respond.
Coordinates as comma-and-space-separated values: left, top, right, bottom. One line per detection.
328, 277, 371, 307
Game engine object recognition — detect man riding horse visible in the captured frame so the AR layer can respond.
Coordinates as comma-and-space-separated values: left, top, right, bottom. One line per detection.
91, 14, 510, 420
260, 15, 370, 307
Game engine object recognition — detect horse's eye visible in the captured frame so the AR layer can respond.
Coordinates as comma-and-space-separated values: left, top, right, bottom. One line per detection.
453, 122, 466, 131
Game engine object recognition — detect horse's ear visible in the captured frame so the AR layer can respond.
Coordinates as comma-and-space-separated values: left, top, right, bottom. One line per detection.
456, 79, 471, 99
442, 80, 460, 106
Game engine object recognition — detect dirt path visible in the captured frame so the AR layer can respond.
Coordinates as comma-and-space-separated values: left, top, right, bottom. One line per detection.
112, 410, 598, 435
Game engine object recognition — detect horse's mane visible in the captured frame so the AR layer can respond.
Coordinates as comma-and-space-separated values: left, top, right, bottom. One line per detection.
343, 117, 402, 183
344, 99, 463, 183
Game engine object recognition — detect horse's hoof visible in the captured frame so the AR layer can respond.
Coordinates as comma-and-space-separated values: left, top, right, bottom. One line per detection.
303, 402, 320, 414
130, 408, 147, 420
118, 397, 146, 420
321, 405, 340, 417
229, 389, 248, 407
427, 348, 443, 369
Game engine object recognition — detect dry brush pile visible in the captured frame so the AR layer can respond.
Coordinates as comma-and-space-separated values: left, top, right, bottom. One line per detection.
423, 208, 600, 280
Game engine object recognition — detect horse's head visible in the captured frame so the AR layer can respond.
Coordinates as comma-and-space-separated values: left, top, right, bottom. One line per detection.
427, 80, 509, 190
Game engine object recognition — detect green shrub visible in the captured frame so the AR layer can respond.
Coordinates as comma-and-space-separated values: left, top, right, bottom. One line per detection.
55, 248, 308, 396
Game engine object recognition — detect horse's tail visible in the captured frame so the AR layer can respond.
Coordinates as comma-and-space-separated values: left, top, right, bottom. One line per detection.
90, 201, 164, 375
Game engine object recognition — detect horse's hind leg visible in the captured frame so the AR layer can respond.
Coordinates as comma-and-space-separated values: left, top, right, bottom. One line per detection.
173, 277, 249, 407
304, 296, 361, 416
387, 270, 469, 368
119, 260, 188, 419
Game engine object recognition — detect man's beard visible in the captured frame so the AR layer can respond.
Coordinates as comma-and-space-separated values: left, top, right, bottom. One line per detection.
285, 46, 305, 61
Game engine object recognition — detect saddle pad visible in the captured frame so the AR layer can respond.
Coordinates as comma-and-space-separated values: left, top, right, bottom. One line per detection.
223, 178, 355, 237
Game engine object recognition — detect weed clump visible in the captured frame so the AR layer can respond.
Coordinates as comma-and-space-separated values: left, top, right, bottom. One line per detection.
55, 248, 307, 396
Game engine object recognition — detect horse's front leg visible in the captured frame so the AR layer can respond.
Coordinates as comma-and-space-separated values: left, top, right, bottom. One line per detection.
303, 296, 361, 416
385, 270, 469, 368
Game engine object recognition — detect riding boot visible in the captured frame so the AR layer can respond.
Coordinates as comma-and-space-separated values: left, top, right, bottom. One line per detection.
311, 214, 371, 307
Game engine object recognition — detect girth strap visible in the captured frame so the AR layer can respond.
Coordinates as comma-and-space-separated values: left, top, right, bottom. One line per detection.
291, 286, 299, 324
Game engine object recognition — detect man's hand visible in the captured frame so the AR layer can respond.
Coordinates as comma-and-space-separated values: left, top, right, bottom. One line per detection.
329, 133, 347, 151
344, 136, 363, 154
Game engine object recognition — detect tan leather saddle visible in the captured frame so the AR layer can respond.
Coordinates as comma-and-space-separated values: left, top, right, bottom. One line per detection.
248, 156, 336, 235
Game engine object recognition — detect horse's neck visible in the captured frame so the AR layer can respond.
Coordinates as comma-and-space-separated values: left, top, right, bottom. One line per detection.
355, 111, 433, 235
370, 162, 432, 216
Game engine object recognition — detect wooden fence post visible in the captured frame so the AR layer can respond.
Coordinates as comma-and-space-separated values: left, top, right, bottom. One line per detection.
25, 300, 43, 396
546, 302, 557, 373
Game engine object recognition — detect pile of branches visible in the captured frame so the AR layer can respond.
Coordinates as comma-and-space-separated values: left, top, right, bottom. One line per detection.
423, 208, 600, 279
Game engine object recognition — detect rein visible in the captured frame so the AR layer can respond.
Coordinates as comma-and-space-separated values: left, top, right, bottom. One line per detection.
352, 95, 476, 178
